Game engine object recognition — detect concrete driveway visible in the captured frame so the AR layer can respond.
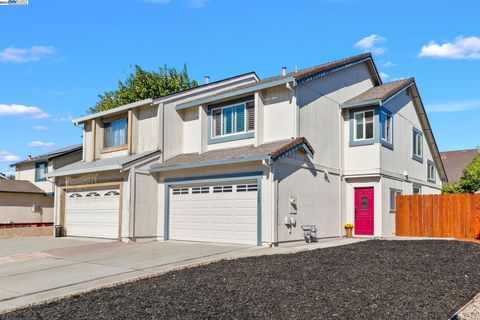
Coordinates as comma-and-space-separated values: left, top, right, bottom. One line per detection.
0, 237, 256, 313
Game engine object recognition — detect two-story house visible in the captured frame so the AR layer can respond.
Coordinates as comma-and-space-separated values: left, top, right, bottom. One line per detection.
48, 53, 447, 245
11, 144, 83, 195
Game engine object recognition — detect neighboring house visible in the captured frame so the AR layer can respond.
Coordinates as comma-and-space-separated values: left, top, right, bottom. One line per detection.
0, 173, 7, 179
440, 149, 478, 183
11, 144, 83, 195
2, 144, 82, 225
0, 179, 53, 223
48, 53, 447, 244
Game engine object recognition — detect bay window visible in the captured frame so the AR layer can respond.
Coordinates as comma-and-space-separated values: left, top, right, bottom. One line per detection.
381, 111, 393, 144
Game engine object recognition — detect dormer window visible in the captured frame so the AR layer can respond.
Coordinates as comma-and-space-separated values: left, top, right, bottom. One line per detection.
209, 98, 255, 144
104, 118, 128, 149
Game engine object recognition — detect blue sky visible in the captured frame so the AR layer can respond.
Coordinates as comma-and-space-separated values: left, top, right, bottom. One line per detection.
1, 0, 479, 175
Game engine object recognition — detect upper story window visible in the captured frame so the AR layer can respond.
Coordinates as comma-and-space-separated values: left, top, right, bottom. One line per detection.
209, 99, 255, 144
35, 162, 48, 182
380, 111, 393, 144
212, 101, 254, 138
427, 160, 436, 182
104, 118, 128, 149
353, 110, 374, 141
412, 127, 423, 162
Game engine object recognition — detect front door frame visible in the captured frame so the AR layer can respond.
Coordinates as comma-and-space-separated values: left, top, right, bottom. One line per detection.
354, 186, 375, 236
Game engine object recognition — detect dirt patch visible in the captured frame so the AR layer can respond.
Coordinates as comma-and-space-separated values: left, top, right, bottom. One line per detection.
2, 240, 480, 320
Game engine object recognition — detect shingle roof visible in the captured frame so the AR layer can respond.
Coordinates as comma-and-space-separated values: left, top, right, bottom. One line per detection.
47, 150, 161, 177
440, 149, 479, 182
11, 144, 82, 167
176, 53, 380, 110
344, 77, 415, 106
150, 137, 314, 172
0, 180, 45, 194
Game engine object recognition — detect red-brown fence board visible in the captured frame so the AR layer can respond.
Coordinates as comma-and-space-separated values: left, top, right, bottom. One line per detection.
396, 194, 480, 239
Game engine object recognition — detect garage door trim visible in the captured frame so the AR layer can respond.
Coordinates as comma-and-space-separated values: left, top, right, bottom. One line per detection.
164, 171, 263, 246
59, 181, 123, 240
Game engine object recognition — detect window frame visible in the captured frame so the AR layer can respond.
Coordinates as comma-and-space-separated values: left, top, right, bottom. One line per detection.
389, 188, 402, 213
35, 162, 48, 182
427, 160, 436, 183
208, 98, 255, 144
380, 109, 393, 149
412, 127, 423, 163
353, 109, 375, 142
412, 183, 422, 195
102, 116, 129, 152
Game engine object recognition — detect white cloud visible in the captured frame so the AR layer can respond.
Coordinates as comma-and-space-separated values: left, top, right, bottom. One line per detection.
381, 61, 396, 67
51, 115, 73, 122
0, 151, 20, 163
427, 99, 480, 112
32, 125, 48, 130
354, 34, 387, 55
0, 104, 49, 119
27, 141, 55, 148
379, 72, 390, 81
0, 46, 55, 63
419, 36, 480, 59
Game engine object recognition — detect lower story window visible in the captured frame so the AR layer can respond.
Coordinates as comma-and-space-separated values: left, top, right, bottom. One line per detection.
390, 189, 402, 213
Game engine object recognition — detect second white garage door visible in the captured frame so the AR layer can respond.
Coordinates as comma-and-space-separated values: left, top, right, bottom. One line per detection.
65, 188, 120, 239
169, 181, 258, 245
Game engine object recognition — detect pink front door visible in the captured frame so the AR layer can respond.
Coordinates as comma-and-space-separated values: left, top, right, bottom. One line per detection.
354, 187, 374, 235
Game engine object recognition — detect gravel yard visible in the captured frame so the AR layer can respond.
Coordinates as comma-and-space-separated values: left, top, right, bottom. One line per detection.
2, 240, 480, 320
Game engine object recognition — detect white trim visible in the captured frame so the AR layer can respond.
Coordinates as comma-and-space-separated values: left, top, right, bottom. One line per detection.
353, 109, 374, 141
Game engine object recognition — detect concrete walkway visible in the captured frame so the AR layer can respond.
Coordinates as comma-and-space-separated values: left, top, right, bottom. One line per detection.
0, 237, 364, 314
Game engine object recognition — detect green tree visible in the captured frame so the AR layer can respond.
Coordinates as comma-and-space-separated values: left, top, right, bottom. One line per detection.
89, 64, 198, 114
442, 150, 480, 194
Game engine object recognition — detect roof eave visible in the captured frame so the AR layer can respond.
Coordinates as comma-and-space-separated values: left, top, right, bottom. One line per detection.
46, 164, 122, 178
340, 99, 381, 109
150, 155, 270, 173
73, 99, 154, 125
175, 77, 296, 111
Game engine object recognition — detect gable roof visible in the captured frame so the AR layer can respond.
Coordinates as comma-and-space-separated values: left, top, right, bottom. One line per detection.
0, 180, 45, 194
176, 53, 382, 110
11, 144, 82, 167
342, 77, 415, 108
440, 149, 478, 182
150, 137, 314, 173
72, 72, 259, 124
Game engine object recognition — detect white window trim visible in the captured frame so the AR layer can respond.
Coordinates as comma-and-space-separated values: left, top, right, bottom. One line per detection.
427, 162, 436, 181
211, 101, 254, 139
353, 109, 374, 141
412, 130, 423, 158
389, 188, 402, 213
381, 111, 393, 144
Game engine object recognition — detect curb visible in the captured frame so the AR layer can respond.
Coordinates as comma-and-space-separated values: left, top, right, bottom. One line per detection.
450, 292, 480, 320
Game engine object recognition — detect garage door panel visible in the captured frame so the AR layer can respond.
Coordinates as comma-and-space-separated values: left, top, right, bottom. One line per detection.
170, 181, 258, 245
65, 189, 120, 239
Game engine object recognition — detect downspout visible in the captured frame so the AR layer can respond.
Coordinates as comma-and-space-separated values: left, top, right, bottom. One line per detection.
265, 158, 276, 247
338, 108, 344, 237
129, 167, 136, 240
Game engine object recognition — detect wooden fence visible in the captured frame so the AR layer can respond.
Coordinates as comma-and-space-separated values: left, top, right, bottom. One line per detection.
396, 194, 480, 239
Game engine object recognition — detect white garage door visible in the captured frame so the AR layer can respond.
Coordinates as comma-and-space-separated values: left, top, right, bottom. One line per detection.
65, 189, 120, 239
169, 181, 258, 245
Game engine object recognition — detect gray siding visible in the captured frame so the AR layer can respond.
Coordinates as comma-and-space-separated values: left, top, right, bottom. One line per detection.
133, 172, 158, 238
274, 152, 341, 241
296, 62, 375, 169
